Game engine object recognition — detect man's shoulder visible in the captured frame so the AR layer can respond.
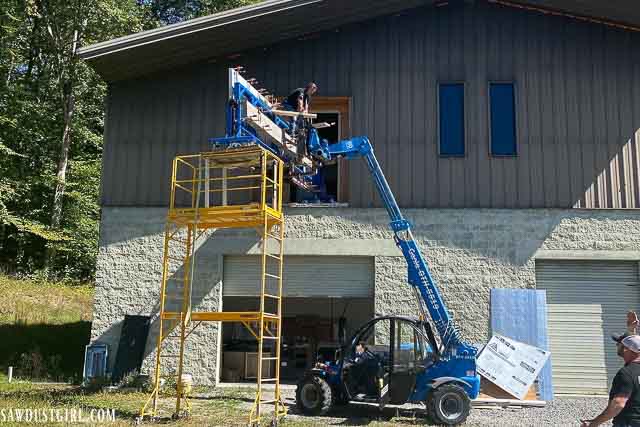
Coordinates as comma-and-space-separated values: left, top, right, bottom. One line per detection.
622, 362, 640, 375
621, 362, 640, 371
615, 363, 640, 385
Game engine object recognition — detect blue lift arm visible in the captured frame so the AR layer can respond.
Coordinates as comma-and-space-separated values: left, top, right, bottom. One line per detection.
209, 67, 473, 356
327, 136, 465, 353
209, 68, 479, 400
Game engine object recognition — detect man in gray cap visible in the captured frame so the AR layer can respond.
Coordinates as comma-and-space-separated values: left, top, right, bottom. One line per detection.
581, 334, 640, 427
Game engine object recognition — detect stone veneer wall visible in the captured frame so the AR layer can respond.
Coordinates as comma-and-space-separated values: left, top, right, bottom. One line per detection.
92, 207, 640, 384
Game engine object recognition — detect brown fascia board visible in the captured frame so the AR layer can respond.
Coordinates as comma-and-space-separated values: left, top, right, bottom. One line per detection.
78, 0, 322, 60
80, 0, 640, 82
78, 0, 433, 81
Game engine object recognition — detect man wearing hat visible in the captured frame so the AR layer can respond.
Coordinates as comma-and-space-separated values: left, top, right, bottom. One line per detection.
581, 334, 640, 427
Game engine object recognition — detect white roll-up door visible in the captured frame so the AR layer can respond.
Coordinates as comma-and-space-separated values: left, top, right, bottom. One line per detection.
223, 256, 374, 298
536, 260, 640, 395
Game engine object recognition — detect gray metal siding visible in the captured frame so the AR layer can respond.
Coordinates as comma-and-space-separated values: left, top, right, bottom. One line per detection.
101, 1, 640, 208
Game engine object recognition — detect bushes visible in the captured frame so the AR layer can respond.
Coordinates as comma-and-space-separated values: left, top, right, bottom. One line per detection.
1, 322, 91, 382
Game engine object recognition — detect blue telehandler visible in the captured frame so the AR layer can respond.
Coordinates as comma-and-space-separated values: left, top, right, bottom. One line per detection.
293, 134, 480, 425
212, 68, 480, 425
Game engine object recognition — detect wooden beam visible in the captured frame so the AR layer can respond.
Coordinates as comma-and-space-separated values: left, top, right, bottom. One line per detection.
472, 398, 546, 408
271, 109, 317, 119
243, 100, 312, 167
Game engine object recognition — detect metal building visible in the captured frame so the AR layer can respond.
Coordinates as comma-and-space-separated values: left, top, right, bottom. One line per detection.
82, 0, 640, 395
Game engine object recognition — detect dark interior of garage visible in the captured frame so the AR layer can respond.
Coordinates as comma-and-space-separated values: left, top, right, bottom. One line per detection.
220, 297, 373, 383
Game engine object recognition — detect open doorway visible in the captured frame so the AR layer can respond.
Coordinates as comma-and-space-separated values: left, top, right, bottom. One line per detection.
288, 112, 340, 203
285, 97, 350, 204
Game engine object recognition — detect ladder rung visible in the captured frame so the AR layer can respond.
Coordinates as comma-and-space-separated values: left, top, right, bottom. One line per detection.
266, 233, 282, 241
265, 253, 281, 261
265, 273, 281, 279
162, 335, 182, 340
261, 378, 278, 382
263, 294, 281, 299
262, 336, 280, 340
263, 312, 279, 318
169, 238, 188, 244
261, 357, 278, 361
260, 399, 276, 404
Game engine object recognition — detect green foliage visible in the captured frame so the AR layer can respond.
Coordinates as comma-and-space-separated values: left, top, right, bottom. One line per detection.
0, 0, 144, 280
139, 0, 261, 26
0, 1, 255, 281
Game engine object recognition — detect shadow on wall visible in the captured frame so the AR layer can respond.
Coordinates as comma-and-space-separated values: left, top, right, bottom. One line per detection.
93, 229, 260, 376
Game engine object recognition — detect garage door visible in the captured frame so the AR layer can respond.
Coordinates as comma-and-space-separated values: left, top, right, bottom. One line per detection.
223, 255, 374, 297
536, 260, 640, 395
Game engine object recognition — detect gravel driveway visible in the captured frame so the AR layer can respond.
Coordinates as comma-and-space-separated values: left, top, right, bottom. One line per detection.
274, 387, 611, 426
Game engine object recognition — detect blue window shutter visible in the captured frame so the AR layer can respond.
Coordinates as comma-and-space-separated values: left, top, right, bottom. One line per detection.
489, 83, 517, 156
439, 84, 465, 156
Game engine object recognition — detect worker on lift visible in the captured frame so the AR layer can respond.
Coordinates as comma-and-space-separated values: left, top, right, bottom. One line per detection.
281, 82, 318, 156
282, 81, 318, 114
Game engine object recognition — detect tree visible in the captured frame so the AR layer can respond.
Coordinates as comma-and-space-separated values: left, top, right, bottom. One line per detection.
0, 0, 260, 280
139, 0, 260, 26
0, 0, 143, 279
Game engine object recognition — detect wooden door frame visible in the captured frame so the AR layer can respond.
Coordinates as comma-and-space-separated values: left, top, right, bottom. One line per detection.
311, 96, 351, 203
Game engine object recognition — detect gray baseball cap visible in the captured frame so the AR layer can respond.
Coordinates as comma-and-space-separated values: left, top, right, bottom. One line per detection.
613, 332, 633, 343
621, 335, 640, 353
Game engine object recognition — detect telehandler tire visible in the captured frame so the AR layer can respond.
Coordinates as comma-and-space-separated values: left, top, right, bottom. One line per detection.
295, 376, 333, 416
427, 383, 470, 425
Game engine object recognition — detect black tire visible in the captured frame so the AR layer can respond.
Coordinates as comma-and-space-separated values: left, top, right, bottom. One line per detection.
426, 383, 471, 426
295, 376, 333, 416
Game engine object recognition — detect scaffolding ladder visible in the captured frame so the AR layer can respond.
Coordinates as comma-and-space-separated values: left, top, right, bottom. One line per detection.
139, 146, 286, 426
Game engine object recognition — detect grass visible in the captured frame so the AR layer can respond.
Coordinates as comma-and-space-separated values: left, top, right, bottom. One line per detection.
0, 275, 93, 381
0, 275, 427, 425
0, 275, 93, 325
0, 377, 262, 426
0, 377, 426, 426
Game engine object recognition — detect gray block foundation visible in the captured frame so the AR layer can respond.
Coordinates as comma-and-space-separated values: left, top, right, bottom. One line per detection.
92, 207, 640, 385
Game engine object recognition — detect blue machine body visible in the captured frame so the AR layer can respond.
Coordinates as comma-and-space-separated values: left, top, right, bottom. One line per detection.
323, 137, 480, 401
211, 71, 480, 402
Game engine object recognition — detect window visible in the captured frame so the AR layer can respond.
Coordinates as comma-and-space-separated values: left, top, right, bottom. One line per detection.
489, 83, 517, 156
438, 83, 465, 157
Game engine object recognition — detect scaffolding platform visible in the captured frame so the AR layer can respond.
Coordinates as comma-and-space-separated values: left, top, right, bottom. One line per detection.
139, 145, 287, 426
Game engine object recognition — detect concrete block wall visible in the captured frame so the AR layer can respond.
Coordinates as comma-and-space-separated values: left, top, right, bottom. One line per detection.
93, 209, 221, 385
92, 206, 640, 384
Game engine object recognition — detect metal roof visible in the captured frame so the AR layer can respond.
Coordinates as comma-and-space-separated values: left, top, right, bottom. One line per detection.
79, 0, 640, 82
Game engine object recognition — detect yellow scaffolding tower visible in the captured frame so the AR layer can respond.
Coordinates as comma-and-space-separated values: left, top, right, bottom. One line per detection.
139, 146, 286, 426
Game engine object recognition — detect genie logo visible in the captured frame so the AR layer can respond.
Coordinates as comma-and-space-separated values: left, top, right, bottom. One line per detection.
345, 140, 353, 149
408, 248, 440, 314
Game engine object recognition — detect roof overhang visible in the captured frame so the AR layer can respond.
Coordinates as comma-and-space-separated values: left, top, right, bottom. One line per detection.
79, 0, 640, 82
79, 0, 434, 82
